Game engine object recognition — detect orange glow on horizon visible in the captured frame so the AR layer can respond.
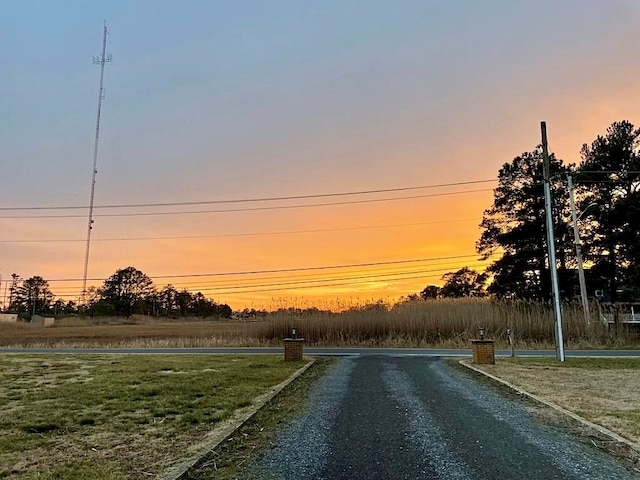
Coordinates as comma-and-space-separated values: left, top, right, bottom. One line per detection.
2, 79, 638, 311
4, 189, 497, 310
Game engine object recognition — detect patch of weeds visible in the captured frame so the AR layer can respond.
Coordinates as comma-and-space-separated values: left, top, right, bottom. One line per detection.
182, 413, 204, 425
0, 431, 49, 453
152, 407, 181, 416
575, 409, 593, 419
608, 410, 640, 420
22, 462, 116, 480
20, 423, 62, 434
140, 388, 161, 397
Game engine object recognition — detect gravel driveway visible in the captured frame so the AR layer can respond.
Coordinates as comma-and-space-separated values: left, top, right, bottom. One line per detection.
243, 356, 637, 479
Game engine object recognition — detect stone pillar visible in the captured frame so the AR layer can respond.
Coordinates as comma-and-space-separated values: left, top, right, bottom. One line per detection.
283, 338, 305, 361
471, 339, 495, 365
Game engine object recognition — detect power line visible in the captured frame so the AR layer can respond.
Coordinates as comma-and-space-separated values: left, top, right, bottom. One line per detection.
576, 170, 640, 174
47, 256, 498, 292
50, 272, 457, 299
47, 262, 467, 289
0, 179, 496, 211
0, 218, 478, 243
47, 269, 473, 298
45, 254, 487, 283
46, 254, 501, 298
574, 180, 640, 184
163, 257, 496, 288
146, 265, 493, 294
46, 269, 462, 295
0, 188, 493, 219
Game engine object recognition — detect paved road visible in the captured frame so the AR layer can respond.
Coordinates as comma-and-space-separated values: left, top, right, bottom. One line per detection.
2, 346, 640, 357
245, 356, 636, 480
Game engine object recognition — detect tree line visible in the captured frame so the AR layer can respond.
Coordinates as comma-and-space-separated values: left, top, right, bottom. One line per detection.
3, 266, 232, 320
3, 120, 638, 312
419, 120, 640, 302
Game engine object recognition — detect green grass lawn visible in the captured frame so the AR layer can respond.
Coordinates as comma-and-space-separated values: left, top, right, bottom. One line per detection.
0, 354, 306, 479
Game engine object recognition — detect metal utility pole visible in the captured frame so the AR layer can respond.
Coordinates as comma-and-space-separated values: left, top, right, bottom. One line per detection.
2, 279, 7, 312
541, 121, 565, 362
568, 175, 592, 326
82, 22, 112, 301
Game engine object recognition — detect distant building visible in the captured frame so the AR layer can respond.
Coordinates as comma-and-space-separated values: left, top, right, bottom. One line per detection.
598, 302, 640, 334
31, 315, 55, 327
0, 313, 18, 323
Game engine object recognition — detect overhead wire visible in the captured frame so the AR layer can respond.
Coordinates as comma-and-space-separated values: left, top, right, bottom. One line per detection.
47, 255, 499, 293
50, 271, 469, 299
46, 268, 450, 294
0, 188, 493, 219
575, 170, 640, 174
0, 179, 496, 211
143, 265, 494, 294
48, 269, 487, 298
44, 253, 489, 283
0, 218, 478, 243
1, 176, 501, 300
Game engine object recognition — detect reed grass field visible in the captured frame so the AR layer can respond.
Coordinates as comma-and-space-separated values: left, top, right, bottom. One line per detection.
0, 299, 637, 349
259, 298, 637, 349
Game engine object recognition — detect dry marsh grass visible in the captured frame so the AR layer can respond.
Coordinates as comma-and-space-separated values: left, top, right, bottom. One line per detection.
1, 299, 636, 349
257, 299, 637, 349
0, 320, 266, 347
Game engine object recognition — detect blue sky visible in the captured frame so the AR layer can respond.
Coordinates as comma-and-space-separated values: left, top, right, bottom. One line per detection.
2, 1, 639, 307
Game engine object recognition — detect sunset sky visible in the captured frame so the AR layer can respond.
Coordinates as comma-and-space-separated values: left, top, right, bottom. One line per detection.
2, 1, 640, 310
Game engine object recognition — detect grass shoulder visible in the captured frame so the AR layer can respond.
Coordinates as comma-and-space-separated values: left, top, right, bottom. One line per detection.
454, 356, 640, 467
183, 357, 335, 480
498, 356, 640, 369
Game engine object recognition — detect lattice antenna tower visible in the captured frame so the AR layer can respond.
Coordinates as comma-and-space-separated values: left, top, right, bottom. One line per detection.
82, 22, 112, 301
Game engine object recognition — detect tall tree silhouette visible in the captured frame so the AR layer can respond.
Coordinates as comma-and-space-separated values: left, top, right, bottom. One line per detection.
13, 276, 54, 317
101, 267, 154, 318
477, 150, 572, 299
577, 120, 640, 300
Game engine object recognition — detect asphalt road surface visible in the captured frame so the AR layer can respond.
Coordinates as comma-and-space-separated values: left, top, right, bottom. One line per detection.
244, 356, 637, 480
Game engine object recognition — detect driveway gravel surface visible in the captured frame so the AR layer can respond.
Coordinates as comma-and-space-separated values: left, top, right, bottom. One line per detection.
244, 356, 637, 479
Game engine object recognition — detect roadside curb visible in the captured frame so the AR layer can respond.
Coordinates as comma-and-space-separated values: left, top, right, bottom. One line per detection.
161, 358, 316, 480
458, 360, 640, 457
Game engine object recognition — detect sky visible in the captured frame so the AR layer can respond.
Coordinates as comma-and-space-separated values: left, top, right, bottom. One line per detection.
1, 0, 640, 310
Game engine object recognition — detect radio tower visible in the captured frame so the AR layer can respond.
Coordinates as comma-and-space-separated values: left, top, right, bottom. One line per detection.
82, 22, 112, 301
